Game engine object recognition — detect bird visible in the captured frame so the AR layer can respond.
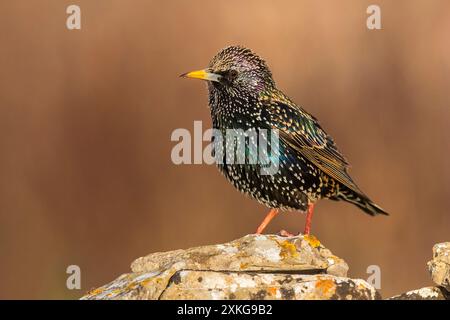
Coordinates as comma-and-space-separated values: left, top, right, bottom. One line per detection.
181, 45, 388, 235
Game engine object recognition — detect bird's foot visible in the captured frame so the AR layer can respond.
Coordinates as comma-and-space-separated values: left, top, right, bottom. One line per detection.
278, 229, 297, 237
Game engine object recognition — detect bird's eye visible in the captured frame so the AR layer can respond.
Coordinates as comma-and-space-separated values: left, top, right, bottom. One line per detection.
227, 69, 238, 81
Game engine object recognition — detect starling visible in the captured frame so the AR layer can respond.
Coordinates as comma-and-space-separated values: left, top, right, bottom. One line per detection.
181, 46, 388, 235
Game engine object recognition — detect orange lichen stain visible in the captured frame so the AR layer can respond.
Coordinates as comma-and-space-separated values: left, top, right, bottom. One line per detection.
140, 278, 153, 287
106, 288, 124, 298
240, 262, 249, 269
315, 279, 336, 297
87, 287, 104, 296
279, 240, 298, 259
357, 283, 366, 290
268, 287, 278, 296
125, 282, 138, 291
304, 235, 321, 248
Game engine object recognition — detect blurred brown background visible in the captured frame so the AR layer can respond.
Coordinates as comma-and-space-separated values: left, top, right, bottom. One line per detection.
0, 0, 449, 299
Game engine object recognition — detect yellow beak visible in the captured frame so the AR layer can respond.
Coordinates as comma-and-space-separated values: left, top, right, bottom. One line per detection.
180, 69, 222, 82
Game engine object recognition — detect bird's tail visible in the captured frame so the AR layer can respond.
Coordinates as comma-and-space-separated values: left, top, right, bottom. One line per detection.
336, 186, 389, 216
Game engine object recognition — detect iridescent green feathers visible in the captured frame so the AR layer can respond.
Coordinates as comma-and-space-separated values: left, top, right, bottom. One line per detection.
261, 91, 388, 216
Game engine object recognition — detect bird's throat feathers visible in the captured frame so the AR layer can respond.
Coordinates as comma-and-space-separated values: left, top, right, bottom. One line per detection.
207, 81, 275, 126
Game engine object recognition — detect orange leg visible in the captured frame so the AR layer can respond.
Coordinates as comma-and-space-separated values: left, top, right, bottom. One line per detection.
303, 203, 315, 235
256, 208, 279, 234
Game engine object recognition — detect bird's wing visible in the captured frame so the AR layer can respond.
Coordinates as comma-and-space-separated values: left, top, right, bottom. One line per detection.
261, 93, 365, 196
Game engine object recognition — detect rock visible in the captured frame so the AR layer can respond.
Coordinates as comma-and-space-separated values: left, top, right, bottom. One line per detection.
81, 234, 380, 300
159, 272, 378, 300
388, 241, 450, 300
389, 287, 449, 300
427, 242, 450, 291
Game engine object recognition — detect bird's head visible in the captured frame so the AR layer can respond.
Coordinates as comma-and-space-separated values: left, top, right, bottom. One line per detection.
181, 46, 275, 98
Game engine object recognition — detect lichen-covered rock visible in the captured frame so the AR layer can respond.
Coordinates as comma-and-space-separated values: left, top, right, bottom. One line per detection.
160, 272, 379, 300
81, 234, 380, 300
387, 241, 450, 300
389, 287, 449, 300
427, 242, 450, 291
131, 234, 348, 276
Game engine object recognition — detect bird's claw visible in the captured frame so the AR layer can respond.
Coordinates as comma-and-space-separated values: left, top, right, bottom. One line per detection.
278, 229, 297, 237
